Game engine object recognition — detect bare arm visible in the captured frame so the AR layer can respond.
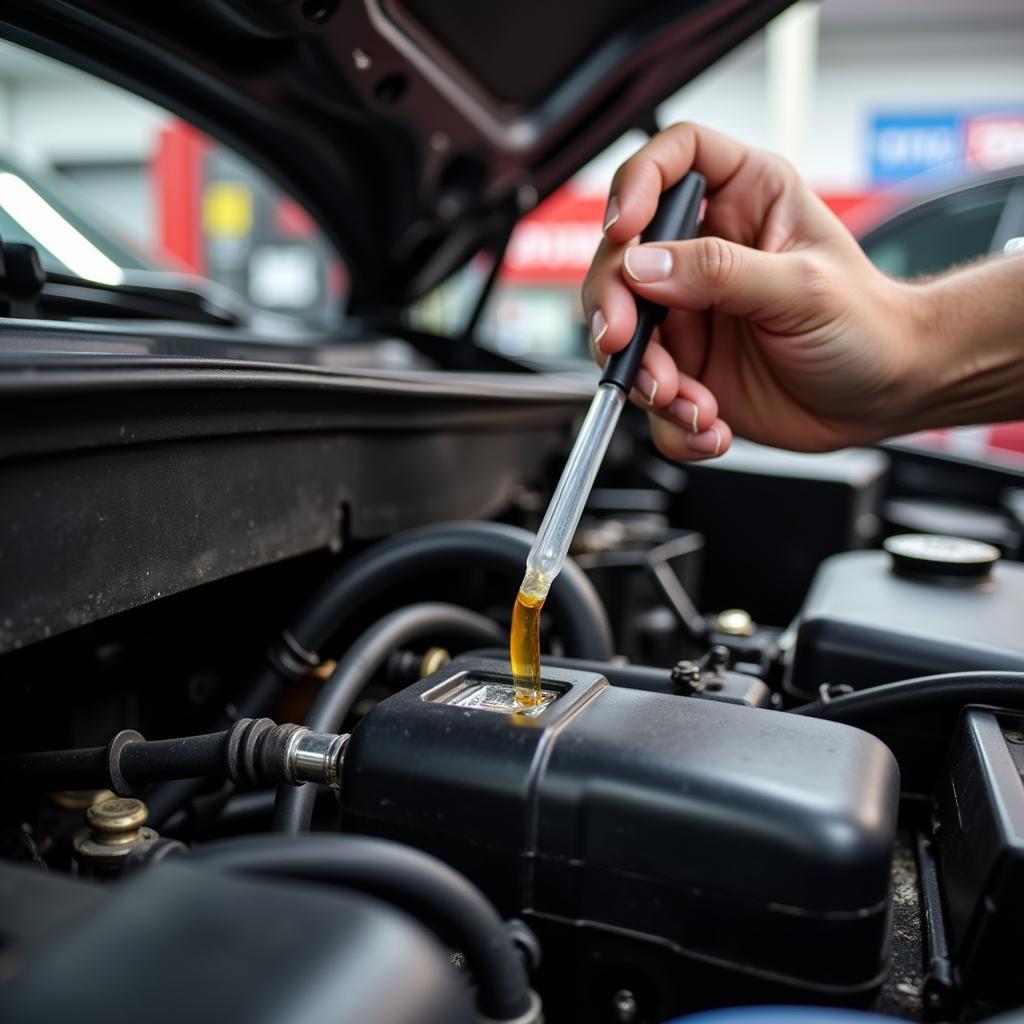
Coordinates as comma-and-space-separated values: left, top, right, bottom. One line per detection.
582, 121, 1024, 461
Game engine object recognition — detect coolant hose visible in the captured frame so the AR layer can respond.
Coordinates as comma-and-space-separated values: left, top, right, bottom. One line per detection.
272, 602, 504, 834
791, 671, 1024, 724
191, 833, 533, 1022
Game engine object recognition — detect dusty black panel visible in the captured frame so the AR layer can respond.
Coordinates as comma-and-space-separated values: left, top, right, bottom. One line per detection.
0, 357, 587, 652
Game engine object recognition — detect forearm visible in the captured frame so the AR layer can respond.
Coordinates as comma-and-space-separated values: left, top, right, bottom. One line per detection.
904, 252, 1024, 431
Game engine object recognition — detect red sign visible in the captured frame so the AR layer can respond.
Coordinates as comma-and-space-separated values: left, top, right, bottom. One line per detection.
500, 186, 891, 286
502, 189, 604, 284
966, 114, 1024, 171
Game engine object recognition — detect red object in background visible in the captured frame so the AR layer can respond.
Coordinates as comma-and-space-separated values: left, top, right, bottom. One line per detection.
966, 114, 1024, 172
275, 197, 316, 239
500, 186, 896, 286
152, 120, 208, 274
502, 189, 605, 285
989, 422, 1024, 456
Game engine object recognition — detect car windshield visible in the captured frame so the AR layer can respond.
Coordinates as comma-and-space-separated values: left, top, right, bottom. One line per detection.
0, 38, 345, 322
0, 154, 159, 282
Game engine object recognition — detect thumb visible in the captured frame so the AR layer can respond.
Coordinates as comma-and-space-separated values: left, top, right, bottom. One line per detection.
622, 236, 819, 321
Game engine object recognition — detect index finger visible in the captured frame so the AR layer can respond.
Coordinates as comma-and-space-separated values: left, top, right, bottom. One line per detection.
604, 122, 749, 244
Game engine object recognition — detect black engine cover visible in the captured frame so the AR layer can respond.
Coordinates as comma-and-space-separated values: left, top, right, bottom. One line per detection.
340, 658, 899, 1020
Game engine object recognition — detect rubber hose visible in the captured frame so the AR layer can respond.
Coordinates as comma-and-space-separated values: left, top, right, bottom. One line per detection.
272, 602, 504, 834
191, 833, 532, 1022
3, 731, 229, 793
288, 521, 611, 661
790, 671, 1024, 724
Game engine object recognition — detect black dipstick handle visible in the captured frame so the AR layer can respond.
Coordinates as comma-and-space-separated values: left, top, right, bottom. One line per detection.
600, 171, 706, 393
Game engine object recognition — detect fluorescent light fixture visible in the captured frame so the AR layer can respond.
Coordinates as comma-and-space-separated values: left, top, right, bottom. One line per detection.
0, 172, 124, 286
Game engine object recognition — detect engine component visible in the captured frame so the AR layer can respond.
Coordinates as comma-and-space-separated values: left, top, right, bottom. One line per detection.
2, 718, 350, 796
147, 520, 613, 828
72, 796, 158, 877
935, 708, 1024, 1006
786, 540, 1024, 700
273, 602, 503, 834
192, 834, 537, 1023
680, 442, 888, 625
460, 649, 772, 707
0, 858, 475, 1024
339, 657, 899, 1020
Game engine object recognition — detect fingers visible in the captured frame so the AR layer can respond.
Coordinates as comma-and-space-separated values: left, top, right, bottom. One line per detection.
582, 234, 638, 356
603, 123, 751, 244
650, 411, 733, 463
622, 236, 826, 327
590, 327, 679, 413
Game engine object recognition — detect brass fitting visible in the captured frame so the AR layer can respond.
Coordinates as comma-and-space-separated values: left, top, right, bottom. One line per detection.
420, 647, 451, 678
715, 608, 756, 637
49, 789, 114, 811
73, 796, 158, 877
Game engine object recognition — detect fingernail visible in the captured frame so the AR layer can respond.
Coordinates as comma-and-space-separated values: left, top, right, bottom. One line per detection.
635, 370, 658, 406
591, 309, 608, 349
669, 399, 699, 433
603, 195, 620, 233
687, 427, 722, 456
624, 246, 673, 282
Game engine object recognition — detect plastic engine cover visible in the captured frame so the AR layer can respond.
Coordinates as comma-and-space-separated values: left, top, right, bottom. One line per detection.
787, 548, 1024, 699
340, 658, 899, 1018
0, 860, 474, 1024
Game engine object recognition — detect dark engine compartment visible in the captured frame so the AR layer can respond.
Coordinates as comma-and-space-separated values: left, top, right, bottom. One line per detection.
3, 358, 1024, 1024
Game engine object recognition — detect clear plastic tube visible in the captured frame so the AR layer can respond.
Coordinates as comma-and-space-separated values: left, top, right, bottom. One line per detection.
520, 383, 626, 600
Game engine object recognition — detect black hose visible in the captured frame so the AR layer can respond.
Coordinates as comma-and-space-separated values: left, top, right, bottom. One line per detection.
191, 834, 532, 1022
3, 745, 108, 791
3, 730, 230, 794
790, 671, 1024, 724
285, 522, 609, 661
272, 602, 504, 834
122, 732, 228, 782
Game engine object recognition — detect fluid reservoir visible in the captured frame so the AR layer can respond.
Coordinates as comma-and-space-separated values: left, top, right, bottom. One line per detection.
340, 658, 899, 1020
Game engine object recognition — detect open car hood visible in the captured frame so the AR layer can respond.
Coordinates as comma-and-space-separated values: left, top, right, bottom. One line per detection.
0, 0, 790, 312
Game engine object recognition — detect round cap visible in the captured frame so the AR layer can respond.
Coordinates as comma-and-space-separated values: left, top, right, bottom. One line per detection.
884, 533, 1000, 580
86, 797, 148, 837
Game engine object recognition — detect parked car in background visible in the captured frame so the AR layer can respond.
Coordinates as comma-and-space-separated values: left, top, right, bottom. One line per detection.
855, 169, 1024, 462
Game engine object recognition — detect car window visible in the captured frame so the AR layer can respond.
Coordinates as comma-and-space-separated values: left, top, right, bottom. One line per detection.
861, 183, 1014, 278
0, 39, 345, 322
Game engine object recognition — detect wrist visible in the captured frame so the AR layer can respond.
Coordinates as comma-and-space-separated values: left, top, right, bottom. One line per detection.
890, 255, 1024, 434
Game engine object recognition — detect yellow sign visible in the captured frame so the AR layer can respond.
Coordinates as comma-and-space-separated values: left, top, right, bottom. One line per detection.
202, 181, 253, 239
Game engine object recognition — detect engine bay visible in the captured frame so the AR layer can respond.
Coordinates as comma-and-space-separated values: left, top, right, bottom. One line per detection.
3, 385, 1024, 1024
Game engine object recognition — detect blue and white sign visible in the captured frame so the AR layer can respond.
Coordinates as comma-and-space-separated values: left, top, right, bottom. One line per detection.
868, 113, 962, 184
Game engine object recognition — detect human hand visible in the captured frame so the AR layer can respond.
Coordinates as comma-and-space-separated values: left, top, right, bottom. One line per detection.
582, 122, 927, 460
